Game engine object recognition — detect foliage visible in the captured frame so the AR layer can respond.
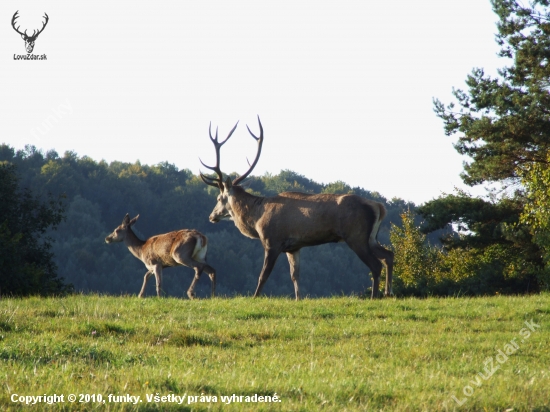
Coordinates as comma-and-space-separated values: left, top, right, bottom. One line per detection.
389, 210, 442, 295
0, 163, 71, 296
391, 209, 540, 295
518, 154, 550, 289
0, 294, 548, 411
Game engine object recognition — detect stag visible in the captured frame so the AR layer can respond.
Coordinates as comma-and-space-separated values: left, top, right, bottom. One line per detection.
105, 214, 215, 299
11, 11, 49, 53
200, 117, 393, 300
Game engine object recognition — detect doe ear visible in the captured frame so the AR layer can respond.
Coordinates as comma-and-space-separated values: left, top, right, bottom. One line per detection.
122, 213, 131, 226
128, 214, 140, 227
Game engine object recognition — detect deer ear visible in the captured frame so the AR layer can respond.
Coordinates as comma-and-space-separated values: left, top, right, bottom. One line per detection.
224, 177, 233, 192
122, 213, 130, 226
128, 215, 139, 227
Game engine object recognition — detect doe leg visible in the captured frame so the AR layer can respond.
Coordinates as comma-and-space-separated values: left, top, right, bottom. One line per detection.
186, 267, 203, 300
208, 267, 216, 298
153, 265, 163, 297
175, 255, 216, 299
198, 257, 216, 298
139, 270, 153, 298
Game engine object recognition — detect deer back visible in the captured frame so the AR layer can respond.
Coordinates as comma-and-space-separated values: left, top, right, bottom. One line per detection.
141, 229, 205, 267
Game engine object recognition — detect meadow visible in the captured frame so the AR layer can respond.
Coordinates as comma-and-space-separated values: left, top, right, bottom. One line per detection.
0, 294, 548, 411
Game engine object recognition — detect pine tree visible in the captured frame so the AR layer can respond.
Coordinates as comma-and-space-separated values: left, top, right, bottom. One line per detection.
433, 0, 550, 185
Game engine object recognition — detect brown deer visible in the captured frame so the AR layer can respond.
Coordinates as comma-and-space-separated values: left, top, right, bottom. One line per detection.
200, 117, 393, 299
105, 214, 215, 299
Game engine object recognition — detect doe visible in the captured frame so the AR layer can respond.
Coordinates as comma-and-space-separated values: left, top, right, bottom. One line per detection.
105, 214, 215, 299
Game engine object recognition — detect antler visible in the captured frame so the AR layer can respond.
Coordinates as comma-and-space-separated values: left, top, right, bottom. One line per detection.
11, 11, 49, 39
199, 121, 239, 189
32, 13, 49, 39
233, 116, 264, 186
11, 11, 26, 36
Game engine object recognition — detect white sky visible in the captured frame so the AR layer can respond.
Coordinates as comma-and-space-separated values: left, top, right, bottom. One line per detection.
0, 1, 503, 205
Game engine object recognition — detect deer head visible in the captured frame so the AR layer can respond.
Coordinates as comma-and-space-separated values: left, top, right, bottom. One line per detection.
105, 214, 140, 243
200, 116, 264, 223
12, 11, 49, 54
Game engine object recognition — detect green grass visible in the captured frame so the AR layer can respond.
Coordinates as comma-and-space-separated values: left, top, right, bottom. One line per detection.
0, 294, 549, 411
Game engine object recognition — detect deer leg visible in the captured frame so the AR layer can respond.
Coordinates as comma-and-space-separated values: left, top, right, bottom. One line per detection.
172, 239, 216, 299
153, 266, 163, 297
253, 248, 280, 298
346, 242, 383, 299
173, 256, 216, 299
186, 267, 202, 300
286, 250, 301, 301
200, 256, 216, 298
208, 265, 216, 298
382, 252, 394, 297
139, 270, 153, 298
371, 269, 381, 299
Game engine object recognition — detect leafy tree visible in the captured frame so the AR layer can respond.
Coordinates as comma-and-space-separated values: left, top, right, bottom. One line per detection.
390, 210, 444, 295
0, 163, 71, 296
518, 155, 550, 289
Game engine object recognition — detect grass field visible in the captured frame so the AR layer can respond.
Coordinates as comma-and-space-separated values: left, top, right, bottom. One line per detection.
0, 294, 549, 411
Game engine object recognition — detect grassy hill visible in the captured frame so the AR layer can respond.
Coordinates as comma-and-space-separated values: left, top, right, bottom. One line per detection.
1, 294, 549, 411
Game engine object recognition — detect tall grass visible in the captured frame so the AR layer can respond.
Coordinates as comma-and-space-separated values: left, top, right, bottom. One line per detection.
0, 294, 548, 411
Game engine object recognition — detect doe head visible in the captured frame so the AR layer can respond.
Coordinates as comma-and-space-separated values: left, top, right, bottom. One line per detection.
105, 213, 139, 243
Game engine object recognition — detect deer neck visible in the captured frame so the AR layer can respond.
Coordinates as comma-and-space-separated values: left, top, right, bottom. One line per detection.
123, 227, 146, 260
229, 188, 264, 239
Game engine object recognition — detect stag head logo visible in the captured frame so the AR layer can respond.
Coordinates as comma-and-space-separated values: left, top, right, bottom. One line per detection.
11, 11, 49, 54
